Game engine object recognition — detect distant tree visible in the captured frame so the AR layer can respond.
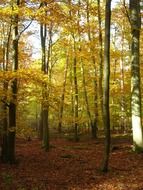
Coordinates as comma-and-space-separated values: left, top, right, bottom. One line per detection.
86, 0, 98, 138
97, 0, 103, 127
58, 54, 68, 133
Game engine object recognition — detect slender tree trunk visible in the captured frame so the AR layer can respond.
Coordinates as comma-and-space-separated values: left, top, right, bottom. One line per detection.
1, 82, 8, 162
111, 27, 118, 132
39, 23, 45, 141
86, 0, 98, 138
101, 0, 111, 172
38, 110, 43, 140
81, 60, 94, 136
130, 0, 143, 151
40, 19, 50, 151
69, 62, 74, 132
58, 55, 68, 133
7, 0, 19, 163
97, 0, 104, 128
41, 23, 47, 72
120, 40, 125, 133
73, 43, 79, 142
42, 102, 49, 151
92, 58, 98, 139
1, 24, 11, 162
68, 0, 79, 141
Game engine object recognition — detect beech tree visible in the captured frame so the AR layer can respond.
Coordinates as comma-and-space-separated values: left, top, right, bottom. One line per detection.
2, 0, 20, 163
101, 0, 111, 172
58, 54, 68, 133
130, 0, 143, 151
40, 1, 50, 151
97, 0, 103, 128
0, 19, 12, 162
0, 0, 34, 162
86, 0, 98, 138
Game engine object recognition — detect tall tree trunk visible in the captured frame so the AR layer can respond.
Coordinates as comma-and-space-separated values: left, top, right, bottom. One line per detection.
1, 23, 11, 162
92, 58, 98, 139
97, 0, 104, 128
68, 0, 79, 141
86, 0, 98, 138
130, 0, 143, 151
38, 110, 43, 140
69, 62, 74, 133
42, 102, 49, 151
73, 41, 79, 142
7, 0, 20, 163
101, 0, 111, 172
58, 54, 68, 133
1, 82, 8, 162
40, 13, 50, 151
120, 32, 125, 133
81, 60, 95, 137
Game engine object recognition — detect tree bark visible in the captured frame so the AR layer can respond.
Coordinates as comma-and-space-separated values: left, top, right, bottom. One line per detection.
97, 0, 104, 127
40, 19, 50, 151
40, 2, 53, 151
1, 23, 11, 162
6, 0, 20, 163
86, 0, 98, 138
101, 0, 111, 172
73, 44, 79, 142
130, 0, 143, 151
58, 54, 68, 133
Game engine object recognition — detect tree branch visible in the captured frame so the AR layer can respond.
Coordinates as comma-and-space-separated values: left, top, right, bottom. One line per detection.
122, 0, 131, 25
18, 20, 33, 40
1, 99, 10, 107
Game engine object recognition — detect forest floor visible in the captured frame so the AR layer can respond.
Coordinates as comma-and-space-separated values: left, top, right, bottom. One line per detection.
0, 135, 143, 190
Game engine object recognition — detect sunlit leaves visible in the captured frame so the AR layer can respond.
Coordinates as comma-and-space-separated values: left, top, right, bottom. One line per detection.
0, 0, 142, 135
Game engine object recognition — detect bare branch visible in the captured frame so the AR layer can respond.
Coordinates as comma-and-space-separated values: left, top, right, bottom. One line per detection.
122, 0, 131, 25
18, 20, 33, 39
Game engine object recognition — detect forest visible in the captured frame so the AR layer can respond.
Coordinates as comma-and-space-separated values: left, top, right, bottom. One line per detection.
0, 0, 143, 189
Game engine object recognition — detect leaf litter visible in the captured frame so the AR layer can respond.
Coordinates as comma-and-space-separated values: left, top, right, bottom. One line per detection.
0, 137, 143, 190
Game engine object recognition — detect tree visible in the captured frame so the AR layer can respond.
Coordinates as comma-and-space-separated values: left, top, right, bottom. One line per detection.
0, 0, 34, 162
97, 0, 103, 128
6, 0, 20, 163
40, 1, 50, 151
130, 0, 143, 151
1, 20, 11, 162
86, 0, 98, 138
101, 0, 111, 172
58, 53, 68, 133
